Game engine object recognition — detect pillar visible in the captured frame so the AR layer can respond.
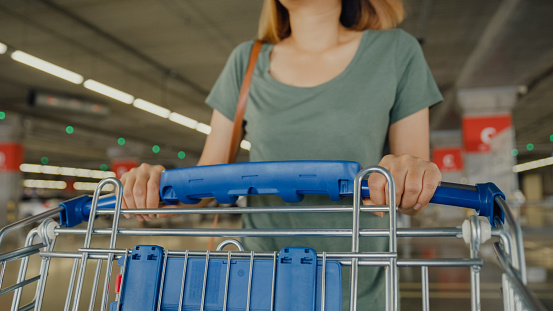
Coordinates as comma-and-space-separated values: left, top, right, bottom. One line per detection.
0, 112, 24, 228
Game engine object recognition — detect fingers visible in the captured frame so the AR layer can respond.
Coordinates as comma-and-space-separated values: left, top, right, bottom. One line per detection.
367, 155, 393, 206
414, 163, 441, 212
399, 160, 425, 210
362, 198, 385, 217
367, 154, 442, 216
120, 163, 165, 221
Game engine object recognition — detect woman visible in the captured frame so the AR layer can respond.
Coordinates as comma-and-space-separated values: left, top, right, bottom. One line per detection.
121, 0, 443, 308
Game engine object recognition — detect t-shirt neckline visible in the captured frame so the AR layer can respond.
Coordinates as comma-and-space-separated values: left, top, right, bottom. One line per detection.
262, 30, 368, 91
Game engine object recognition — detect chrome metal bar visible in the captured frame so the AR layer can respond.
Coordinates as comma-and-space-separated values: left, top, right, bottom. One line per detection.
321, 252, 327, 311
351, 166, 396, 311
177, 250, 189, 311
18, 301, 35, 311
216, 239, 244, 252
270, 251, 277, 311
495, 197, 527, 283
157, 249, 169, 311
421, 266, 429, 311
222, 251, 231, 311
200, 251, 210, 311
470, 216, 481, 311
398, 259, 483, 267
71, 252, 89, 311
94, 205, 389, 215
100, 253, 114, 311
0, 243, 44, 263
0, 275, 41, 295
494, 243, 547, 311
55, 227, 466, 238
33, 236, 57, 311
0, 261, 5, 288
246, 251, 254, 311
64, 258, 79, 311
11, 229, 38, 311
115, 250, 129, 311
88, 259, 103, 311
0, 207, 62, 246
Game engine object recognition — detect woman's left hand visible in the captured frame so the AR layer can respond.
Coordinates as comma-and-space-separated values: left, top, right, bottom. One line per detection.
365, 154, 442, 216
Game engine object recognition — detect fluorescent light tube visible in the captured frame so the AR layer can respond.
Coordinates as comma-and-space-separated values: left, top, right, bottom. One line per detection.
133, 98, 170, 118
11, 51, 84, 84
20, 163, 115, 179
84, 79, 134, 104
513, 156, 553, 173
0, 42, 7, 54
74, 182, 114, 192
240, 140, 251, 150
169, 112, 199, 129
23, 179, 67, 190
195, 123, 212, 135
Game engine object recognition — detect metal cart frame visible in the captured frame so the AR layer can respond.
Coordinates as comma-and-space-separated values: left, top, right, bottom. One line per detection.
0, 166, 547, 311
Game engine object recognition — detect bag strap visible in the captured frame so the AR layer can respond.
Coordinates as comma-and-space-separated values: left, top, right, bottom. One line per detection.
207, 40, 263, 251
227, 40, 263, 163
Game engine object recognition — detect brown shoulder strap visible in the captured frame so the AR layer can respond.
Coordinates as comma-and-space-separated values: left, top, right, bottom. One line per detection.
227, 40, 263, 163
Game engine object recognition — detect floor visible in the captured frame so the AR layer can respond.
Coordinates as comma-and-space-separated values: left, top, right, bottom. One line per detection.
0, 213, 552, 310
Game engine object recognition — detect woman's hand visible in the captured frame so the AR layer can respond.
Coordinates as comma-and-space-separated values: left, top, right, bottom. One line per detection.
120, 163, 170, 221
366, 154, 441, 216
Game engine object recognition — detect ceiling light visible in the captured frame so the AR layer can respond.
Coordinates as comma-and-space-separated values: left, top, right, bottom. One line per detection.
83, 79, 134, 104
19, 164, 42, 173
169, 112, 199, 129
0, 42, 7, 54
513, 157, 553, 173
23, 179, 67, 190
73, 182, 114, 192
195, 123, 212, 135
20, 163, 115, 179
133, 98, 170, 118
11, 51, 84, 84
240, 140, 251, 150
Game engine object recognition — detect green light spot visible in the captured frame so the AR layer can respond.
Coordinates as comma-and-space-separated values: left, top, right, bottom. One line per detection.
152, 145, 160, 153
118, 137, 126, 146
550, 134, 553, 142
66, 126, 74, 134
178, 151, 186, 159
100, 164, 108, 171
526, 143, 534, 151
511, 149, 518, 156
41, 157, 49, 165
0, 111, 5, 120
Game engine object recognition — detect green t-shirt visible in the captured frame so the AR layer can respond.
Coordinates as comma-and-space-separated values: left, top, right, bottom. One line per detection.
206, 29, 442, 310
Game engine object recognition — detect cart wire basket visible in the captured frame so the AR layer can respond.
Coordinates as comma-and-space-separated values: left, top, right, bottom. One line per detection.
0, 161, 547, 311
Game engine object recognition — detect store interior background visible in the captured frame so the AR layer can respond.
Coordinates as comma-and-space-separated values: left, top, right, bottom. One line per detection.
0, 0, 552, 309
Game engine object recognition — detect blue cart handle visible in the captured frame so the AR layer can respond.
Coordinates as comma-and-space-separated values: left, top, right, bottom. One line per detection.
59, 161, 505, 227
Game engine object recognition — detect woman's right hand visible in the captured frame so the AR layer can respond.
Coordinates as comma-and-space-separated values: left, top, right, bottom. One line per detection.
120, 163, 169, 221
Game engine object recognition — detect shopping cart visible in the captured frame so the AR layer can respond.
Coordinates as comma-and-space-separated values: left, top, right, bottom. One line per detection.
0, 161, 547, 311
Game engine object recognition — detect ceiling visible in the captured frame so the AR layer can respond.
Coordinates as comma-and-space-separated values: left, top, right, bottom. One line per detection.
0, 0, 552, 180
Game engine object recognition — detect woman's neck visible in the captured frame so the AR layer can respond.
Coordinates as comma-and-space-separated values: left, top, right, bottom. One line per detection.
286, 2, 348, 52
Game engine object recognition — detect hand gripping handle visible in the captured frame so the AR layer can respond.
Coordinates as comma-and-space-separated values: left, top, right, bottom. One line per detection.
59, 161, 504, 227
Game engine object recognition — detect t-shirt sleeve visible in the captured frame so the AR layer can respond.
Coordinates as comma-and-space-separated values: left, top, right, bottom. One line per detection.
390, 30, 443, 124
205, 41, 255, 121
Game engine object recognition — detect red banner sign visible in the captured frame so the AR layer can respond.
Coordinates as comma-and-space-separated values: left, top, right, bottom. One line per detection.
433, 147, 464, 172
111, 160, 138, 179
462, 115, 512, 152
0, 143, 24, 172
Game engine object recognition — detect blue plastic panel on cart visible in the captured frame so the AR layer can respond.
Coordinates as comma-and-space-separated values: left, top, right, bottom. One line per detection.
112, 245, 164, 311
110, 245, 342, 311
159, 161, 361, 205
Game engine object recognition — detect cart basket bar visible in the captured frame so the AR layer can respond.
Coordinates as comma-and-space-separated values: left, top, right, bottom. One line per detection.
59, 161, 505, 227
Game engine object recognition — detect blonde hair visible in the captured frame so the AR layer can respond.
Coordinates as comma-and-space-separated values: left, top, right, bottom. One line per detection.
258, 0, 405, 44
